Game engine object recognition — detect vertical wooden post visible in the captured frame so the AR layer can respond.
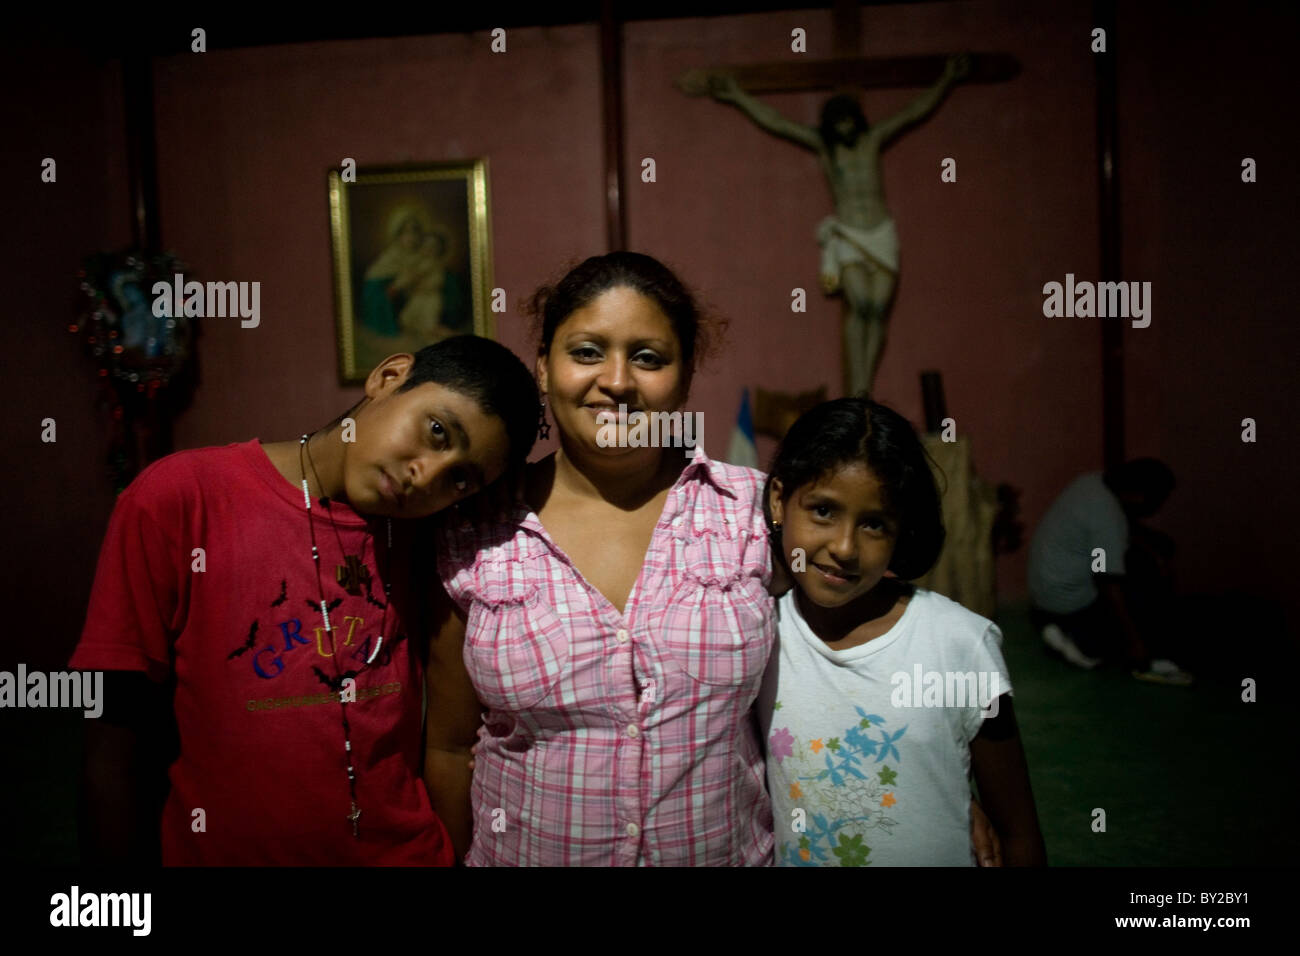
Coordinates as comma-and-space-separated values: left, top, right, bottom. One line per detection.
599, 0, 626, 252
121, 51, 173, 468
1094, 0, 1124, 470
831, 0, 862, 60
832, 0, 860, 394
123, 53, 161, 253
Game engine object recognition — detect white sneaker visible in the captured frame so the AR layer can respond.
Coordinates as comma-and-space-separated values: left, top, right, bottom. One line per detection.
1133, 658, 1194, 686
1041, 624, 1102, 670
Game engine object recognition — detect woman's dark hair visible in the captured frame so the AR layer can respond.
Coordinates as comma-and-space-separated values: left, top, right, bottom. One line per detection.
764, 397, 944, 581
396, 335, 539, 470
527, 251, 720, 382
819, 94, 869, 148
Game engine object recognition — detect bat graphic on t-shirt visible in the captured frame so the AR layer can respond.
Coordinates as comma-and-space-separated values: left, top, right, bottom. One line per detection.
227, 620, 258, 660
306, 597, 344, 615
270, 579, 288, 607
312, 666, 360, 692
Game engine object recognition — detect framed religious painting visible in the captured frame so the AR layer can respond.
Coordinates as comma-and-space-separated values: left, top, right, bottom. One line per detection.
328, 159, 493, 384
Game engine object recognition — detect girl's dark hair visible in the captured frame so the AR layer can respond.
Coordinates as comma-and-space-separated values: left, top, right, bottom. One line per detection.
527, 251, 721, 382
764, 397, 945, 581
396, 335, 539, 470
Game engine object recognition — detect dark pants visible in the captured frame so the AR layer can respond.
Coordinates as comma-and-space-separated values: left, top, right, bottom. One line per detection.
1035, 525, 1290, 679
1031, 530, 1175, 663
1030, 601, 1117, 660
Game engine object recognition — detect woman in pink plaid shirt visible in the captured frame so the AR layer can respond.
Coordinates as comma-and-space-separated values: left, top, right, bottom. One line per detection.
424, 252, 776, 865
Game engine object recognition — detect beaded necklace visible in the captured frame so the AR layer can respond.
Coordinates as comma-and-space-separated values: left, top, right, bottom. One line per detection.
298, 433, 391, 838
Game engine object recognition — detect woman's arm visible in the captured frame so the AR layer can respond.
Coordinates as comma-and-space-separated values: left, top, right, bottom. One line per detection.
969, 695, 1047, 866
423, 576, 481, 862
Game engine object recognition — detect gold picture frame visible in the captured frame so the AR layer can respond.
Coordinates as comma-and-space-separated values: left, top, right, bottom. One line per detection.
328, 159, 493, 384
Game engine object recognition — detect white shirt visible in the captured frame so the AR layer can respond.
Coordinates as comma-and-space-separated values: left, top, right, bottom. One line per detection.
758, 588, 1012, 866
1027, 472, 1128, 614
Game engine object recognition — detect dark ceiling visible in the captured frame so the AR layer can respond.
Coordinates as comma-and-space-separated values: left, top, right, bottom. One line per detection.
21, 1, 932, 56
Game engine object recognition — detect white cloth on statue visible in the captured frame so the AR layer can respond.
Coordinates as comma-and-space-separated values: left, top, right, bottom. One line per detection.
816, 215, 900, 291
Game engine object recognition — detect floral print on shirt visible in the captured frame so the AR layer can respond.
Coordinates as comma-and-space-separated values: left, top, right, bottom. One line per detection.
769, 705, 908, 866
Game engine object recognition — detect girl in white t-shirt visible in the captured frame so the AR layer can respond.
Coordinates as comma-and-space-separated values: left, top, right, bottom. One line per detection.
758, 397, 1046, 866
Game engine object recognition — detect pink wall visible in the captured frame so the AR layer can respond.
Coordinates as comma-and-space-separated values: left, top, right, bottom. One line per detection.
8, 1, 1297, 671
2, 48, 131, 669
1119, 3, 1299, 633
625, 0, 1101, 605
152, 26, 605, 453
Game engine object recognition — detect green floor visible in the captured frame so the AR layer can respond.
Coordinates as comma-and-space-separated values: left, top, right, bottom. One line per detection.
7, 601, 1295, 865
996, 602, 1295, 866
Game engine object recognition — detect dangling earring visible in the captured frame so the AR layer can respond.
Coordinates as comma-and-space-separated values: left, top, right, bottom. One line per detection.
537, 395, 551, 440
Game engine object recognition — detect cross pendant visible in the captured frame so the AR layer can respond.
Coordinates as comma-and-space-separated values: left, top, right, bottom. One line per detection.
348, 801, 361, 838
336, 555, 371, 595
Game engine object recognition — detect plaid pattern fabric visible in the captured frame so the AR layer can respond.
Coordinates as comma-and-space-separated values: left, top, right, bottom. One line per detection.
437, 448, 775, 866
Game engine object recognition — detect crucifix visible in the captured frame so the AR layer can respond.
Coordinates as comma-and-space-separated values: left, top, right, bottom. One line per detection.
676, 1, 1018, 398
336, 554, 371, 595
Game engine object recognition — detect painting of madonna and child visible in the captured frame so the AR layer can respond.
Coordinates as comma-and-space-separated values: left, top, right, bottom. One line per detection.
328, 160, 492, 384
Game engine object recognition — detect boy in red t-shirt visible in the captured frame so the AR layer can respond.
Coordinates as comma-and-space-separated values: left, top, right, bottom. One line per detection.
71, 336, 538, 865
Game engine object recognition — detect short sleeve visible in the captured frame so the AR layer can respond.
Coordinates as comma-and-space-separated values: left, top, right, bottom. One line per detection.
433, 506, 548, 615
433, 515, 480, 615
742, 468, 774, 588
70, 466, 190, 681
718, 464, 773, 589
961, 622, 1014, 743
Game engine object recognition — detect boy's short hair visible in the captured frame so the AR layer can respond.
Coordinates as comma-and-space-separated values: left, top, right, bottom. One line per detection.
765, 397, 945, 581
1104, 457, 1175, 511
396, 335, 539, 471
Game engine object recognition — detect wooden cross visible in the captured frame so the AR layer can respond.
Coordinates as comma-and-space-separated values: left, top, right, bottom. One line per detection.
336, 555, 371, 595
680, 1, 1018, 98
670, 1, 1019, 397
703, 49, 1020, 94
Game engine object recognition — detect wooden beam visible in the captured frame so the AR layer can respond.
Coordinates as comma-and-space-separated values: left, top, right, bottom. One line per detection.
599, 0, 627, 252
706, 53, 1020, 94
831, 0, 861, 60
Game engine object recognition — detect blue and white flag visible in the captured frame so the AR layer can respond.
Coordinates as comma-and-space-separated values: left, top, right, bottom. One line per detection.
726, 388, 759, 468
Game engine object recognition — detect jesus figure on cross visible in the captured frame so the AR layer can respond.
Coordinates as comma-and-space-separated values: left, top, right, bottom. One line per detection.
686, 53, 969, 395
